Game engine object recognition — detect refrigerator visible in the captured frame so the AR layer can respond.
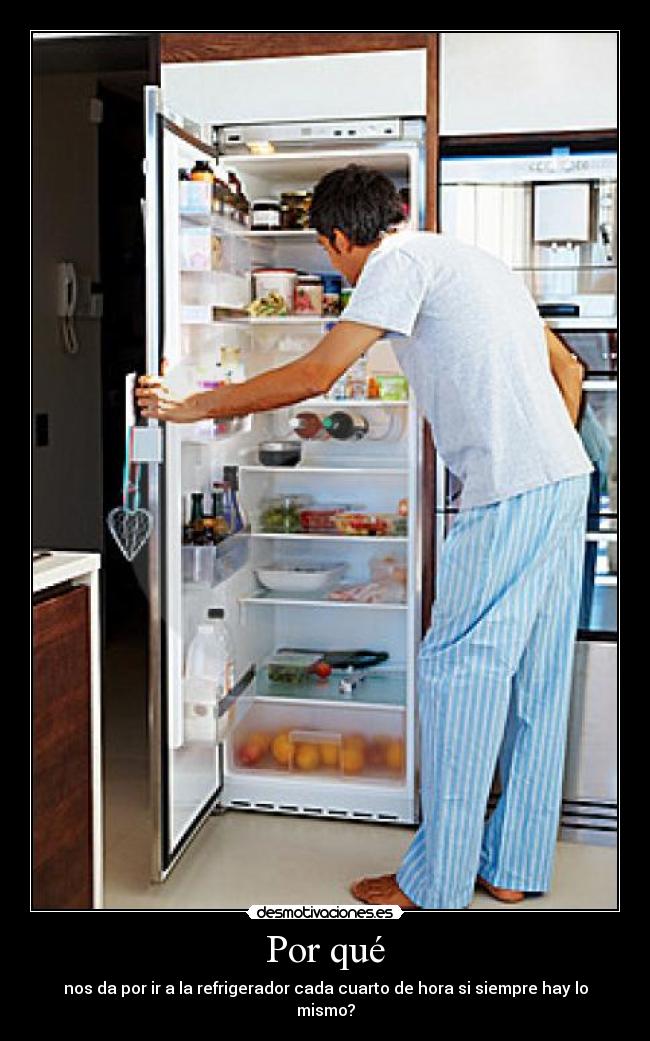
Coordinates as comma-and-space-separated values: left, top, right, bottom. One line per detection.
142, 87, 428, 879
439, 148, 618, 845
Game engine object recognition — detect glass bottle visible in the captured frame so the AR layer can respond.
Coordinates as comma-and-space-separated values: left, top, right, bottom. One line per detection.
322, 411, 369, 441
223, 466, 247, 533
289, 412, 329, 441
189, 492, 206, 544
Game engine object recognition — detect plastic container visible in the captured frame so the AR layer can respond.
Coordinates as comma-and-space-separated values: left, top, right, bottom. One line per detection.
299, 505, 359, 533
266, 651, 324, 685
179, 180, 212, 215
333, 513, 401, 537
184, 608, 235, 743
252, 269, 297, 313
230, 700, 406, 781
259, 495, 311, 534
376, 374, 409, 401
180, 227, 212, 270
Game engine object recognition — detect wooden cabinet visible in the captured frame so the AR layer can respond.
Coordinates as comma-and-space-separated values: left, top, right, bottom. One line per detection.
33, 583, 93, 909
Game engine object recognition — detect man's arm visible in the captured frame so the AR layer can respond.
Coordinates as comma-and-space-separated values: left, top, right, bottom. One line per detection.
544, 324, 585, 427
137, 321, 384, 422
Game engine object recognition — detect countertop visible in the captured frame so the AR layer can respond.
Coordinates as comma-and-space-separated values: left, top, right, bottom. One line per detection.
33, 550, 101, 595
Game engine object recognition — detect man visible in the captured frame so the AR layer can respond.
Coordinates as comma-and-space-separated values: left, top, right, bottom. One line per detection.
138, 164, 592, 910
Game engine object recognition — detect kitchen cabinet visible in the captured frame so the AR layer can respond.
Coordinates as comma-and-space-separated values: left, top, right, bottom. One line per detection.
32, 553, 102, 908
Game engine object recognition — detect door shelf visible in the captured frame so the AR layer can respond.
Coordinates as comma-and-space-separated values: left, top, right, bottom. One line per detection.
241, 591, 407, 611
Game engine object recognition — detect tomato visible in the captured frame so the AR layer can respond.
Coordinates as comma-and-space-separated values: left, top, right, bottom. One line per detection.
312, 662, 332, 679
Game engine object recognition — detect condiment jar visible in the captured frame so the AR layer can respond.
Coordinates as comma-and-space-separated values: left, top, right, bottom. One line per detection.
251, 199, 282, 231
294, 275, 323, 315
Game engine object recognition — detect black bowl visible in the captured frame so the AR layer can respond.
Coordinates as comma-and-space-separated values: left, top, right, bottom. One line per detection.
258, 441, 302, 467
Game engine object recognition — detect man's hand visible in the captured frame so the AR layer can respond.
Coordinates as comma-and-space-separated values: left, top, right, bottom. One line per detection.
136, 376, 206, 423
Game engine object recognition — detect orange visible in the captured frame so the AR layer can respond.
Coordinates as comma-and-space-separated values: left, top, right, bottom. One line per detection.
271, 730, 294, 768
385, 738, 405, 773
248, 731, 271, 753
367, 736, 390, 768
319, 741, 340, 769
341, 738, 366, 775
294, 743, 321, 771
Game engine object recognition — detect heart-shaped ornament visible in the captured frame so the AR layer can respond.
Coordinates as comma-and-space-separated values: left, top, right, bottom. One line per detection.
107, 507, 153, 563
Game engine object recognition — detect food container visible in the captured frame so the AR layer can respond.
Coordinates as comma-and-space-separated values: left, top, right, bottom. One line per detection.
179, 227, 212, 270
252, 269, 297, 313
230, 700, 406, 780
294, 275, 323, 315
255, 563, 347, 594
251, 199, 282, 231
319, 272, 343, 316
258, 441, 302, 467
281, 191, 312, 230
266, 651, 324, 685
299, 505, 359, 532
259, 495, 311, 533
179, 180, 212, 215
376, 374, 409, 401
333, 513, 401, 537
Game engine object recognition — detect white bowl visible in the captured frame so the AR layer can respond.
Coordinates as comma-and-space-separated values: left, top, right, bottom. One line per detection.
255, 564, 346, 595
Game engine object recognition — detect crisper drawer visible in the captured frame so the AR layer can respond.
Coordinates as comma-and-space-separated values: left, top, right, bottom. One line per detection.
228, 700, 406, 784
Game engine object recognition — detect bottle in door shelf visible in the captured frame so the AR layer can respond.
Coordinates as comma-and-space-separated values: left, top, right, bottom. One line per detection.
223, 466, 247, 533
322, 411, 370, 441
187, 491, 207, 545
289, 412, 329, 441
203, 488, 230, 542
184, 608, 235, 744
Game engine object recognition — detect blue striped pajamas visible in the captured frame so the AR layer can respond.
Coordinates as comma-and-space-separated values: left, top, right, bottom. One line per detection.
397, 474, 590, 909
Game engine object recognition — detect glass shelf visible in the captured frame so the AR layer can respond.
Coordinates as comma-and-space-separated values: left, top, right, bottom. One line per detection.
251, 532, 408, 544
256, 667, 407, 706
241, 590, 407, 611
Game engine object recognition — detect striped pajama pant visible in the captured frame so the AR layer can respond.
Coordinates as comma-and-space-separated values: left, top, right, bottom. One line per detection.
397, 474, 591, 910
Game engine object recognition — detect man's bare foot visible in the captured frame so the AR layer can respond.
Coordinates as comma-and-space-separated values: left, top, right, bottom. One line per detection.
350, 873, 421, 909
476, 876, 525, 904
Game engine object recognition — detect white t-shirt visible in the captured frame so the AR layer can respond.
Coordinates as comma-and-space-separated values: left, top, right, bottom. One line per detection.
342, 230, 593, 510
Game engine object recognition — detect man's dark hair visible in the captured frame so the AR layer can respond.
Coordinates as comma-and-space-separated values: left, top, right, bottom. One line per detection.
309, 164, 404, 246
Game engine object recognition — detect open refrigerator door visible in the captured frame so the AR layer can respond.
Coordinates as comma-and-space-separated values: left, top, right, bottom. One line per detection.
146, 87, 425, 880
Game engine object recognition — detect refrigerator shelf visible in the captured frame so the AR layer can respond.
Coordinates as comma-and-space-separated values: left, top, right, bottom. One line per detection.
250, 532, 408, 543
241, 462, 408, 475
254, 668, 407, 706
241, 591, 407, 611
179, 212, 318, 240
300, 397, 409, 409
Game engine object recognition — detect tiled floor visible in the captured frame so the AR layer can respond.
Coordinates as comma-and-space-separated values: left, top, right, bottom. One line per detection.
102, 632, 617, 911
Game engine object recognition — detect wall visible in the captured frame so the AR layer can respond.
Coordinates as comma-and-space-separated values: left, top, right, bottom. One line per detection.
32, 73, 103, 551
440, 32, 618, 135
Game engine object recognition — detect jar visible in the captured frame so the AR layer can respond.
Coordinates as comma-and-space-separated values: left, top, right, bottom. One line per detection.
281, 191, 312, 230
319, 272, 343, 316
252, 268, 297, 313
294, 275, 323, 315
190, 161, 214, 182
251, 199, 282, 231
